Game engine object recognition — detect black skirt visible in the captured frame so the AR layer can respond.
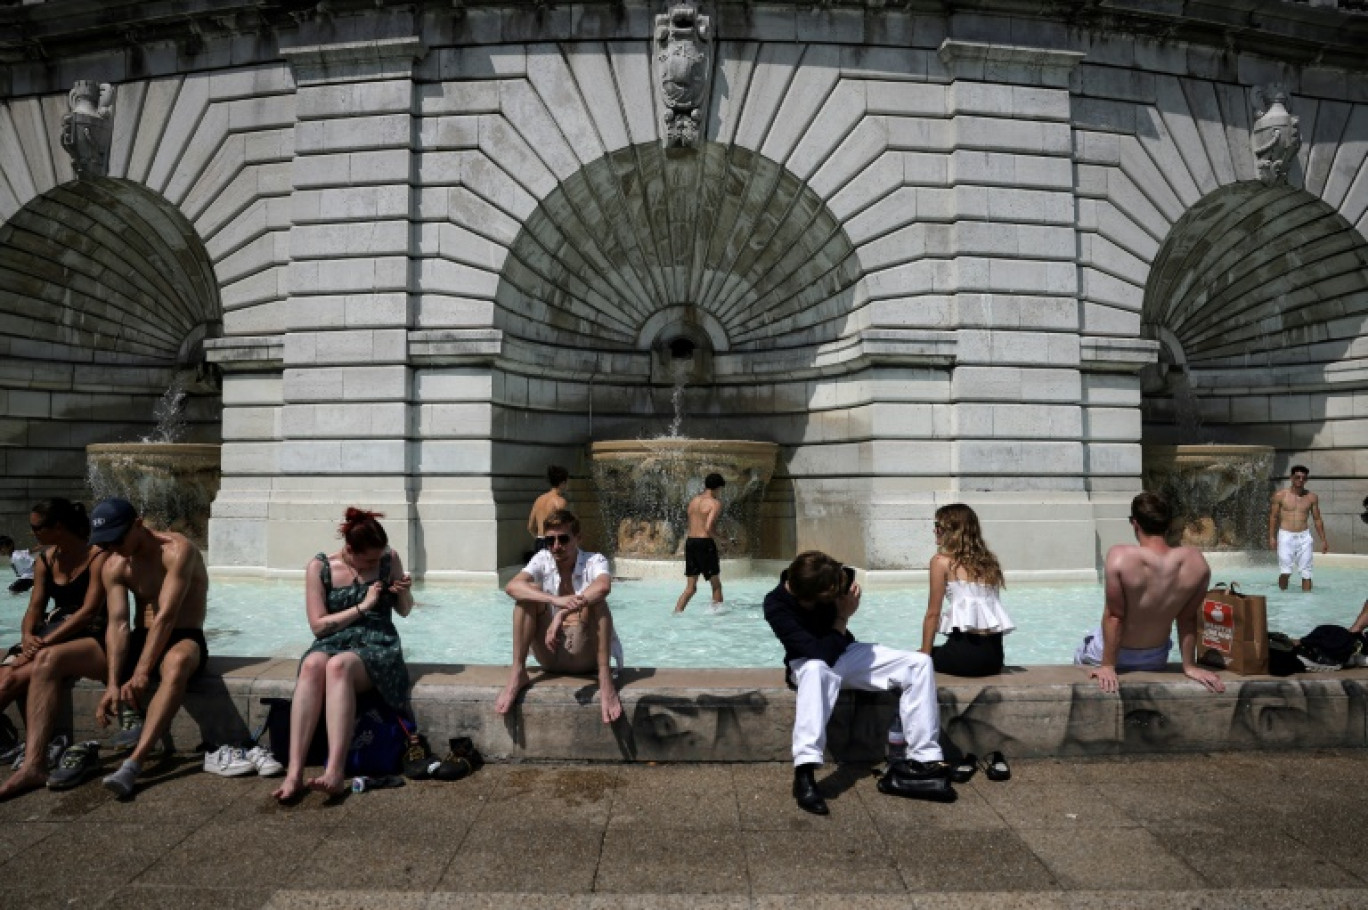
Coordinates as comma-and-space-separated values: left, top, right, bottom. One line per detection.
932, 630, 1005, 677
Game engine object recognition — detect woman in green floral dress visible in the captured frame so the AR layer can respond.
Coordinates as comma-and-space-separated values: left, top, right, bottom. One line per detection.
273, 508, 413, 802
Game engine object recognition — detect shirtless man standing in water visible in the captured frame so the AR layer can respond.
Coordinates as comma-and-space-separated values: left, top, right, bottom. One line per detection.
90, 498, 209, 798
674, 473, 725, 613
1268, 464, 1328, 592
1075, 492, 1225, 695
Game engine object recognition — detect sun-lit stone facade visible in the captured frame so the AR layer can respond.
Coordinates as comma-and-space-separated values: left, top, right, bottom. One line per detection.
1, 0, 1365, 578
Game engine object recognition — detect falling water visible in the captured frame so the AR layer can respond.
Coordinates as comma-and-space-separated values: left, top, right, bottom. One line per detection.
142, 378, 188, 444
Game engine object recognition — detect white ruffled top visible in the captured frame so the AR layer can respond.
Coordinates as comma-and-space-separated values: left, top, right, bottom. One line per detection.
939, 580, 1015, 636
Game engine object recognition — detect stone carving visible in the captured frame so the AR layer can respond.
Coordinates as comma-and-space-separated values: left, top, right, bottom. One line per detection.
1251, 87, 1300, 186
60, 80, 116, 179
654, 3, 710, 149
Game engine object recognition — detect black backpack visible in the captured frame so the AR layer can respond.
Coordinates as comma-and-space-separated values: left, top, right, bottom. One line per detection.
1296, 625, 1361, 668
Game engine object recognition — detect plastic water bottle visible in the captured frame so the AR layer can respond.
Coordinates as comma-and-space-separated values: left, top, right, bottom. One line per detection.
351, 775, 404, 793
886, 716, 906, 762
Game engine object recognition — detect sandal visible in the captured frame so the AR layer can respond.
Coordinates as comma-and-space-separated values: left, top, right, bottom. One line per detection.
981, 750, 1011, 782
951, 753, 977, 784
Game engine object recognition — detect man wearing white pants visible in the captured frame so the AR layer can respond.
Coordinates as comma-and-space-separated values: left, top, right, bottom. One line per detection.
764, 550, 951, 814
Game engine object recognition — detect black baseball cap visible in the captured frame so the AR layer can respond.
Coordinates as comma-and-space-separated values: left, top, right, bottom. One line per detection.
89, 497, 138, 546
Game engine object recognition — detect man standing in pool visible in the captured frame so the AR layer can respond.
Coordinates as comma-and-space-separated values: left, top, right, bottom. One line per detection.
764, 550, 952, 814
1268, 464, 1328, 591
91, 498, 210, 798
674, 473, 725, 613
497, 509, 623, 724
1075, 492, 1225, 695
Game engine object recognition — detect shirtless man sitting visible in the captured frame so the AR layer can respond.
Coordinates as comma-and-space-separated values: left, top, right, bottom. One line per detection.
1268, 464, 1328, 592
674, 472, 725, 613
496, 509, 623, 724
1075, 492, 1225, 695
527, 465, 569, 555
90, 498, 210, 798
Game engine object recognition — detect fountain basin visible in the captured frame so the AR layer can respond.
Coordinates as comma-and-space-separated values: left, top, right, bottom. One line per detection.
588, 439, 778, 568
86, 443, 221, 548
1141, 445, 1274, 549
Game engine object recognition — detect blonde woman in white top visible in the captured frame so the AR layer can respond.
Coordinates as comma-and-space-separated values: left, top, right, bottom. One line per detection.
920, 503, 1014, 677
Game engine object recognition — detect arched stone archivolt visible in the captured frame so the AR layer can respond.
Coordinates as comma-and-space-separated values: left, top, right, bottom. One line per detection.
1143, 183, 1368, 374
0, 176, 225, 527
1074, 79, 1368, 341
0, 65, 297, 339
492, 141, 858, 361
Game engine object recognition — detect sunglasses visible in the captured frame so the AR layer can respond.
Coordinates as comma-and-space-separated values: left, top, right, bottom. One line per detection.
933, 523, 946, 533
547, 533, 573, 547
30, 522, 48, 533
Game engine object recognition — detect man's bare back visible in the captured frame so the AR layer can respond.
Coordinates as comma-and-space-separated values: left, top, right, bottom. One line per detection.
528, 490, 568, 539
685, 491, 721, 539
1106, 543, 1208, 650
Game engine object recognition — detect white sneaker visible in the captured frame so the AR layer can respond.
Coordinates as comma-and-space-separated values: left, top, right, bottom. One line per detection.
245, 744, 284, 777
203, 745, 256, 777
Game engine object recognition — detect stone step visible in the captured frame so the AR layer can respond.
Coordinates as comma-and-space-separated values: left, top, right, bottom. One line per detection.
17, 659, 1368, 762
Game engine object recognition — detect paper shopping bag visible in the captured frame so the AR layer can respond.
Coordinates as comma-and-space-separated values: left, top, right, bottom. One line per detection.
1197, 583, 1269, 675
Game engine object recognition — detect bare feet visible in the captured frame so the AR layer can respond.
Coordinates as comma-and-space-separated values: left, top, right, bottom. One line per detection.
0, 769, 46, 801
600, 678, 623, 724
495, 668, 531, 715
272, 777, 306, 804
306, 771, 347, 796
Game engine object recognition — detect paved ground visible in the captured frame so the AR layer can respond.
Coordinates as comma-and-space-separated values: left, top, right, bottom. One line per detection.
1, 749, 1365, 909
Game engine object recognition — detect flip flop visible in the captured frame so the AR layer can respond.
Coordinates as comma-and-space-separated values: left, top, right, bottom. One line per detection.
951, 753, 977, 783
982, 750, 1010, 782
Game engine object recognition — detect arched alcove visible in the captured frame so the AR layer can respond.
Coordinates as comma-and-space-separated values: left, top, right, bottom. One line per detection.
493, 141, 859, 361
0, 177, 222, 524
1141, 181, 1368, 443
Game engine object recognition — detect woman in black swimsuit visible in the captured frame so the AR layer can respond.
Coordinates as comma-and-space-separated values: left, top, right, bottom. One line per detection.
0, 498, 109, 722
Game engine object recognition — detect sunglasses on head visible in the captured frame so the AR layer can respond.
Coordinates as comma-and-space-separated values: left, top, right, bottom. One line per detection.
547, 532, 573, 546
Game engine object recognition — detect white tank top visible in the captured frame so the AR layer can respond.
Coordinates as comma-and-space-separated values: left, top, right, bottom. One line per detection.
939, 580, 1015, 636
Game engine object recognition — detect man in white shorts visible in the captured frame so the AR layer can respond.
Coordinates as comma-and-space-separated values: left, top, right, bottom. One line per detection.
495, 509, 623, 724
1268, 465, 1328, 592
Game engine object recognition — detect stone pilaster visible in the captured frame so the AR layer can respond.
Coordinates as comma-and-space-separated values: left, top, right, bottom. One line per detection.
273, 37, 425, 568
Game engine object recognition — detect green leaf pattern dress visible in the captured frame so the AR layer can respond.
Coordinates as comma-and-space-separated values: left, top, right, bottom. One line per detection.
302, 550, 411, 709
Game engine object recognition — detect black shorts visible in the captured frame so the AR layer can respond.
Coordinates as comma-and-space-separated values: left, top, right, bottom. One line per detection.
684, 537, 720, 580
118, 628, 209, 685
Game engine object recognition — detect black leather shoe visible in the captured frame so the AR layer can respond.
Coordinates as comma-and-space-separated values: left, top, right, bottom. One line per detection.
792, 763, 829, 815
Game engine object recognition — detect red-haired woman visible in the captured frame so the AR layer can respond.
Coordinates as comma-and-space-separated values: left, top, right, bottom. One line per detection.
273, 507, 413, 802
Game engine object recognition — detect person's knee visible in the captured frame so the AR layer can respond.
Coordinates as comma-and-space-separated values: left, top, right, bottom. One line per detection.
793, 661, 836, 687
159, 648, 198, 686
30, 648, 63, 681
324, 654, 360, 683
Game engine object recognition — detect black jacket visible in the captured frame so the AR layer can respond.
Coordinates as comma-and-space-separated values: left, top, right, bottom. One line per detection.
763, 576, 854, 685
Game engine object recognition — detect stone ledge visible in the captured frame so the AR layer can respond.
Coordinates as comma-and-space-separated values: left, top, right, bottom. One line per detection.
26, 661, 1368, 764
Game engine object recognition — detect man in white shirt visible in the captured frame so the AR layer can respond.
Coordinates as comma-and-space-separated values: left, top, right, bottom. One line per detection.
1, 536, 34, 594
496, 510, 623, 724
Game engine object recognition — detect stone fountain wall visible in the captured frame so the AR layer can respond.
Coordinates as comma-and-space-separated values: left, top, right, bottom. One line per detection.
0, 3, 1365, 576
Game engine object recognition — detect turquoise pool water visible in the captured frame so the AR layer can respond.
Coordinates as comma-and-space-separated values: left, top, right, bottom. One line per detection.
6, 563, 1361, 668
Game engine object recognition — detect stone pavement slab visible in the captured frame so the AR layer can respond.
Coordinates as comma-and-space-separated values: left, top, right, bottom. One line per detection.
0, 751, 1366, 908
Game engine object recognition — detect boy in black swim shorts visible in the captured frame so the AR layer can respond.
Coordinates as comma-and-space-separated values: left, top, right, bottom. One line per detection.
675, 473, 726, 613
